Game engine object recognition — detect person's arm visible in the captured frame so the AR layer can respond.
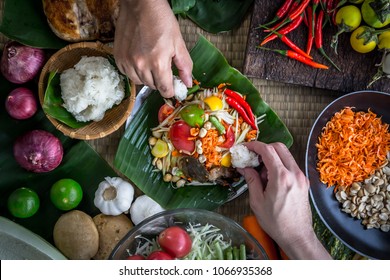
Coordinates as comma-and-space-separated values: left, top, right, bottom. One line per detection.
238, 141, 332, 260
113, 0, 193, 98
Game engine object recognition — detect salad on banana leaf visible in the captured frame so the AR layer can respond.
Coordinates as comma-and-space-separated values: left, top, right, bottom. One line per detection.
148, 82, 265, 189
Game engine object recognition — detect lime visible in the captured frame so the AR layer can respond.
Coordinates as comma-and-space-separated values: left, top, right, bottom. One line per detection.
7, 187, 40, 218
50, 178, 83, 211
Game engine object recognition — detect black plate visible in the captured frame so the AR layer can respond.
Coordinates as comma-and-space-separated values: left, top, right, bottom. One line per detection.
306, 91, 390, 260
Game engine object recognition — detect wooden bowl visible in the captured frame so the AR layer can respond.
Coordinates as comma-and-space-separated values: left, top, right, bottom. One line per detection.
38, 41, 136, 140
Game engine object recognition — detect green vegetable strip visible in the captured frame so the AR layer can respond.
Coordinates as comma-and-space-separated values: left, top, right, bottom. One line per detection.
233, 246, 240, 260
209, 116, 226, 134
214, 241, 224, 260
239, 244, 247, 260
225, 248, 233, 260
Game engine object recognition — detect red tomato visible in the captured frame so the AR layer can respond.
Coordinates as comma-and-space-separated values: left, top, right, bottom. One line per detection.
146, 251, 174, 260
218, 125, 235, 149
126, 254, 145, 260
158, 226, 192, 258
169, 120, 195, 153
158, 103, 174, 123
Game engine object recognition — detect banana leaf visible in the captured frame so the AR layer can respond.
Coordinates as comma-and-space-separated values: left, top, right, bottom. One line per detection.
0, 0, 67, 49
0, 75, 118, 244
172, 0, 254, 33
114, 35, 293, 210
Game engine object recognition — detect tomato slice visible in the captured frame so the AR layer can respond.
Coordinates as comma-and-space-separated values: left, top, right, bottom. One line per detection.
158, 103, 174, 123
169, 120, 195, 154
218, 125, 235, 149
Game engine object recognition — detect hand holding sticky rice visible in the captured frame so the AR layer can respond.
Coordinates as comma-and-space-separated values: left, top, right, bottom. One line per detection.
237, 141, 331, 260
230, 144, 260, 168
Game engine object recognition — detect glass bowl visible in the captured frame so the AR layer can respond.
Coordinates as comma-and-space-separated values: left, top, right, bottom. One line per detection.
109, 208, 268, 260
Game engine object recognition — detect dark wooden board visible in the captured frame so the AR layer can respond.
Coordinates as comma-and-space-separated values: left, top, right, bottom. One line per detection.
243, 0, 390, 93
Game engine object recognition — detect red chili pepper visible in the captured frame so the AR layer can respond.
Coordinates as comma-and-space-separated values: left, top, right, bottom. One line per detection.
311, 0, 320, 35
218, 125, 235, 149
264, 0, 310, 38
306, 6, 315, 55
260, 13, 304, 45
264, 0, 302, 33
315, 10, 341, 71
224, 89, 257, 127
259, 46, 329, 69
225, 96, 257, 130
259, 24, 312, 59
263, 0, 294, 27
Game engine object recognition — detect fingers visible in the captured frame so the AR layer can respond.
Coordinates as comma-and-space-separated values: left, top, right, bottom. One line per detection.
244, 141, 285, 172
173, 43, 193, 88
245, 141, 300, 173
237, 167, 265, 200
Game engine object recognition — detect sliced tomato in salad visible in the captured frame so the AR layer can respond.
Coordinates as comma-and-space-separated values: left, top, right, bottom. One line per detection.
169, 120, 195, 154
218, 125, 235, 149
158, 103, 174, 123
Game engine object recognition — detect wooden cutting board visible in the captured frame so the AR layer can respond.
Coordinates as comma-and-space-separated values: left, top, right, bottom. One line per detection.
243, 0, 389, 93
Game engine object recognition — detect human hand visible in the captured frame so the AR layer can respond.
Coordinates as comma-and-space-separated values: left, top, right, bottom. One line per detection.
238, 141, 331, 259
114, 0, 193, 98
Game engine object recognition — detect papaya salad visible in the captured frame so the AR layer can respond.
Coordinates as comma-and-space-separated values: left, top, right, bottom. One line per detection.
148, 83, 265, 188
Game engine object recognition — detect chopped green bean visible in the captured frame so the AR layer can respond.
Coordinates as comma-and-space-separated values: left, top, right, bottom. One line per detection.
209, 116, 225, 134
214, 241, 224, 260
239, 244, 246, 260
225, 248, 233, 260
233, 246, 240, 260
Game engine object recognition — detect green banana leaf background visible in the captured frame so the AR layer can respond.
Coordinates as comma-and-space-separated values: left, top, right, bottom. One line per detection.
0, 0, 67, 49
0, 75, 118, 244
114, 36, 293, 211
172, 0, 254, 33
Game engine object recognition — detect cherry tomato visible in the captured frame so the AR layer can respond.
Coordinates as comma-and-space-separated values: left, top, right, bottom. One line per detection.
158, 226, 192, 258
361, 0, 390, 28
204, 96, 223, 111
7, 187, 40, 218
146, 251, 174, 260
169, 120, 195, 153
126, 254, 145, 260
180, 104, 205, 127
158, 103, 174, 123
350, 26, 378, 53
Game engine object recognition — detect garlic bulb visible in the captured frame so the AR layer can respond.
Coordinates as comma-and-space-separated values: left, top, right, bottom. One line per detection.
94, 177, 134, 216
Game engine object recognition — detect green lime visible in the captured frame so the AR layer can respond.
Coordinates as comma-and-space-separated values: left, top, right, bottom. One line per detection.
50, 178, 83, 211
7, 187, 40, 218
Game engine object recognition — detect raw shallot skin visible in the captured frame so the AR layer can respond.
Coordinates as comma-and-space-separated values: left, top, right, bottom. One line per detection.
13, 130, 63, 173
1, 41, 45, 84
5, 87, 38, 120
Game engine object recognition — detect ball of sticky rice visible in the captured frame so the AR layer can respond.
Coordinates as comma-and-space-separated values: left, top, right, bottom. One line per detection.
60, 56, 125, 122
173, 76, 188, 101
230, 144, 260, 168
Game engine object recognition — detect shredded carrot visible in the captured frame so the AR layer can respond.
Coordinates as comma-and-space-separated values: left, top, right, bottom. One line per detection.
201, 128, 222, 170
316, 107, 390, 192
245, 129, 258, 141
190, 127, 199, 137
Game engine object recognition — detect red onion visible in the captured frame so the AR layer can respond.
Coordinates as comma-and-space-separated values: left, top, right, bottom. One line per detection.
13, 130, 63, 173
5, 87, 38, 120
1, 41, 45, 84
